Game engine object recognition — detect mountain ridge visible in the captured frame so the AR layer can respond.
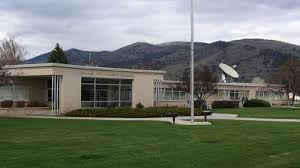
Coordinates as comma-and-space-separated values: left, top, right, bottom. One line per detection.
25, 38, 300, 82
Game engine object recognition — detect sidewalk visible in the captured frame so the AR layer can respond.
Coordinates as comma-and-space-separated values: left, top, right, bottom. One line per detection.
25, 113, 300, 125
26, 115, 212, 125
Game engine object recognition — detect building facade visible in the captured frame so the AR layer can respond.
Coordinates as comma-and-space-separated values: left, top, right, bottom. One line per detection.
0, 63, 288, 115
1, 63, 165, 114
156, 81, 287, 107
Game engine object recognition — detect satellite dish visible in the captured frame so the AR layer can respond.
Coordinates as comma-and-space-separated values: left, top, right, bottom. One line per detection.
219, 63, 239, 79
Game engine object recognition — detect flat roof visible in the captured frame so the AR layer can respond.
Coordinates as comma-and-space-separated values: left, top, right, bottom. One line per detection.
3, 63, 167, 74
162, 80, 283, 87
162, 80, 183, 84
217, 82, 282, 87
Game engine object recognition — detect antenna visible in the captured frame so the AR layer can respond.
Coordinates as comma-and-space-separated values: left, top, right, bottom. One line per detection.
219, 63, 239, 83
88, 53, 91, 65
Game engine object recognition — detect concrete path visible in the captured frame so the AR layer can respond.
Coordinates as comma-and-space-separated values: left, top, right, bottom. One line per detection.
26, 115, 212, 125
227, 117, 300, 123
210, 113, 300, 123
25, 113, 300, 125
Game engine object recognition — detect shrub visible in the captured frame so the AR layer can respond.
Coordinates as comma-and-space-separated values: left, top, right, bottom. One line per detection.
244, 99, 271, 107
15, 101, 26, 108
136, 103, 144, 109
27, 101, 48, 107
1, 100, 13, 108
65, 107, 191, 118
212, 101, 239, 109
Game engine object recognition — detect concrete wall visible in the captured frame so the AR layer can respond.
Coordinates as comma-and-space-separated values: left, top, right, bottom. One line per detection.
54, 68, 81, 113
0, 107, 51, 117
7, 67, 54, 77
132, 73, 164, 108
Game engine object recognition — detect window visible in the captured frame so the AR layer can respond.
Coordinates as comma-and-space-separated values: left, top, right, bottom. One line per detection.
157, 88, 187, 101
121, 85, 132, 101
164, 88, 173, 100
81, 85, 94, 102
173, 89, 181, 100
217, 89, 231, 98
256, 91, 272, 98
81, 78, 132, 108
218, 89, 249, 100
230, 90, 236, 100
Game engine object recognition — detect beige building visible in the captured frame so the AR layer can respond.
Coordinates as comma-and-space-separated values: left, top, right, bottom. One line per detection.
156, 81, 287, 108
0, 63, 287, 115
1, 63, 165, 114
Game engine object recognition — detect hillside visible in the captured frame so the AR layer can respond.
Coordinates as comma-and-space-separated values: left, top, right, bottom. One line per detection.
25, 39, 300, 82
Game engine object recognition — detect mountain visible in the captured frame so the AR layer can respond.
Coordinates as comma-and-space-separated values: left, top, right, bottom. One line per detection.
25, 39, 300, 82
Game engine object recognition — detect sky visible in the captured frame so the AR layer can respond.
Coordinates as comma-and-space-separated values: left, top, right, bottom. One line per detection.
1, 0, 300, 59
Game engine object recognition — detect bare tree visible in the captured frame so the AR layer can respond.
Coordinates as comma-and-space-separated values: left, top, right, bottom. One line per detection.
279, 56, 300, 105
179, 65, 218, 110
0, 36, 26, 85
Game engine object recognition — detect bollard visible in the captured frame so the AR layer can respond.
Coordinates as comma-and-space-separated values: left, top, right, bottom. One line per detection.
172, 115, 176, 125
169, 113, 177, 125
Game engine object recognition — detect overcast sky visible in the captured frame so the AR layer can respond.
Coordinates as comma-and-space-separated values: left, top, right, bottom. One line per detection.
1, 0, 300, 59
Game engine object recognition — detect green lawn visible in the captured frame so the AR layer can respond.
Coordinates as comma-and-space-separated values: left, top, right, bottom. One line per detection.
295, 104, 300, 107
212, 107, 300, 119
1, 118, 300, 168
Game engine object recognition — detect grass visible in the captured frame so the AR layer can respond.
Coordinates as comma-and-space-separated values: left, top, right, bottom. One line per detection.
294, 104, 300, 107
1, 118, 300, 168
212, 107, 300, 119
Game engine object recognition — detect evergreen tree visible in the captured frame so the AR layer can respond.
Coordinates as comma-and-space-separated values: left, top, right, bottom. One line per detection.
48, 43, 68, 64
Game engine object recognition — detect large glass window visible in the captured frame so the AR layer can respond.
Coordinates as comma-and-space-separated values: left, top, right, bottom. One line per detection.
82, 85, 94, 101
157, 88, 186, 101
256, 91, 272, 98
218, 89, 249, 100
121, 85, 132, 101
81, 78, 132, 108
164, 88, 173, 100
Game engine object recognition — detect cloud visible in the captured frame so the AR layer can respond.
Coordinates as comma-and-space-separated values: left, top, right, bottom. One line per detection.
1, 0, 300, 58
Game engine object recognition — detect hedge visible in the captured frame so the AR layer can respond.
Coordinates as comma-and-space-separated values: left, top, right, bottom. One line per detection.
15, 101, 26, 108
0, 100, 13, 108
65, 107, 192, 118
244, 99, 271, 107
212, 101, 239, 109
27, 101, 48, 107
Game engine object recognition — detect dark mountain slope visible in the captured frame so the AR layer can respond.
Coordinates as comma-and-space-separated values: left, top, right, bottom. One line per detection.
25, 39, 300, 82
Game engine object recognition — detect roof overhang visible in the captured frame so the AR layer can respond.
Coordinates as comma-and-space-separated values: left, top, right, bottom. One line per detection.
3, 63, 167, 75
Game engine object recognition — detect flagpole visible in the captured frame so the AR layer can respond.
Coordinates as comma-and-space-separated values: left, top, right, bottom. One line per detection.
190, 0, 195, 123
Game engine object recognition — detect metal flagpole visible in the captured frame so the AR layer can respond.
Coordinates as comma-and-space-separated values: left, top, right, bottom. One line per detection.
190, 0, 195, 123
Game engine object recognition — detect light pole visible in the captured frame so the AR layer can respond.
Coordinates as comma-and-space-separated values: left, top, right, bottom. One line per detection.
190, 0, 195, 123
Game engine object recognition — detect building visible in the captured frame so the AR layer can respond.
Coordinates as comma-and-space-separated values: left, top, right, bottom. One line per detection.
155, 81, 287, 108
0, 63, 287, 116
